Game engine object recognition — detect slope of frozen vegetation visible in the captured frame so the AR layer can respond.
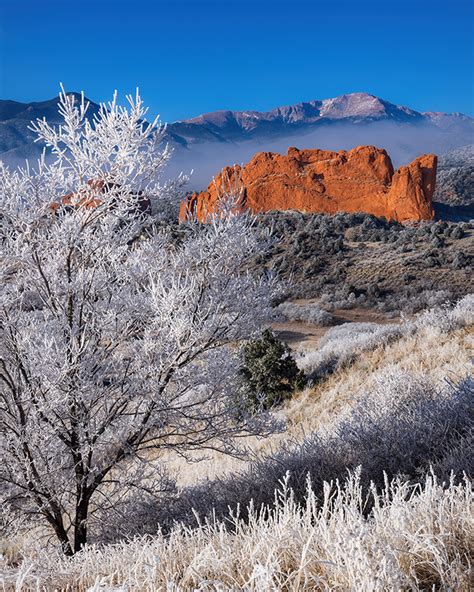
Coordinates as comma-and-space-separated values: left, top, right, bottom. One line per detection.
296, 294, 473, 379
1, 297, 472, 591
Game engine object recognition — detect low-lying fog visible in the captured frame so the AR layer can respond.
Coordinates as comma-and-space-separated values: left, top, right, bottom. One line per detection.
166, 120, 472, 191
1, 120, 471, 193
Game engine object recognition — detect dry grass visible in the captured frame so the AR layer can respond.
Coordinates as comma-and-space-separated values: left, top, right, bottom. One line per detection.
1, 473, 472, 591
287, 325, 473, 435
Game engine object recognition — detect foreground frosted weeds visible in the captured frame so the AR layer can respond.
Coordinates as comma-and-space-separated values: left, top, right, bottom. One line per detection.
2, 473, 472, 591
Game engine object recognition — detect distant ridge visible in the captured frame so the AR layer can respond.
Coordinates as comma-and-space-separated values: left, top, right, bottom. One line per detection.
0, 94, 101, 162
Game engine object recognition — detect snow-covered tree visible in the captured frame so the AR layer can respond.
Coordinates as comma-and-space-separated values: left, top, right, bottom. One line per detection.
0, 88, 279, 554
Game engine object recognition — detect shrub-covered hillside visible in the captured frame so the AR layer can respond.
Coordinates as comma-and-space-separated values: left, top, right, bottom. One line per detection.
252, 211, 473, 312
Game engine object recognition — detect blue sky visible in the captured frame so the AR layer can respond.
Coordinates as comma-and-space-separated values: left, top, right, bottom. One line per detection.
0, 0, 473, 121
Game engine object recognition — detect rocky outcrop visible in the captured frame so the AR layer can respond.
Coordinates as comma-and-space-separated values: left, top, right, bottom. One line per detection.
387, 155, 437, 221
179, 146, 437, 223
51, 180, 151, 215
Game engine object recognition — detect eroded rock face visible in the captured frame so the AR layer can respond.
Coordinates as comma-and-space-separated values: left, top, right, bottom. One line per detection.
179, 146, 437, 223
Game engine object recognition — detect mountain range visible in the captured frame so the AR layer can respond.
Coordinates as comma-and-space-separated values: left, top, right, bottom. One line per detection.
1, 92, 473, 189
166, 92, 472, 145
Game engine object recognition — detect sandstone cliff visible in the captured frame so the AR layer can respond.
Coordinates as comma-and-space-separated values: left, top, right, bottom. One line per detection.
179, 146, 437, 223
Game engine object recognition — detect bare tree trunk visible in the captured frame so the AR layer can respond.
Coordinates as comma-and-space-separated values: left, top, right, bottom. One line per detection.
74, 497, 89, 553
47, 515, 73, 556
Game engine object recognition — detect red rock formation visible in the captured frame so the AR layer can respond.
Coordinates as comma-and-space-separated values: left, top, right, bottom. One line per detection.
179, 146, 437, 223
51, 179, 151, 215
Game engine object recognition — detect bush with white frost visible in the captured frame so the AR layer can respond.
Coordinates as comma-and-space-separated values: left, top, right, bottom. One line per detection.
412, 292, 474, 332
297, 294, 474, 379
85, 366, 472, 540
297, 321, 402, 378
0, 88, 280, 554
276, 301, 333, 326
